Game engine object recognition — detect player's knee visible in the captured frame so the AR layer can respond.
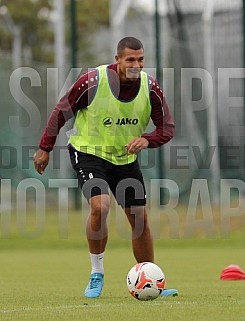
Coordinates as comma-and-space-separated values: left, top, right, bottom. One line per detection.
92, 203, 109, 217
90, 195, 110, 217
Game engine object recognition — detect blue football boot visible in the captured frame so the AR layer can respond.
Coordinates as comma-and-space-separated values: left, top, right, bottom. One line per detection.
161, 288, 179, 297
84, 273, 104, 298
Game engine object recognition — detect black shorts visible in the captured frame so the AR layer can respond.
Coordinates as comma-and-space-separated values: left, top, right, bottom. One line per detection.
69, 151, 146, 208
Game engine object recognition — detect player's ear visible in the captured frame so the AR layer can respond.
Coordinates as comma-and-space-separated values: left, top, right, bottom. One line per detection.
115, 55, 120, 63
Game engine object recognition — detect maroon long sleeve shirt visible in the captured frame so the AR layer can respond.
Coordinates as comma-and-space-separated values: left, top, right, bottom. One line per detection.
39, 64, 175, 152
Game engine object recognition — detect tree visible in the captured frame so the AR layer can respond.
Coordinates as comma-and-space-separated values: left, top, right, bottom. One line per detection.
0, 0, 110, 64
0, 0, 53, 63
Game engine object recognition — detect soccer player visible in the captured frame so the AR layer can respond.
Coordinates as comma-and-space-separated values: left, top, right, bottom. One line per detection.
34, 37, 178, 298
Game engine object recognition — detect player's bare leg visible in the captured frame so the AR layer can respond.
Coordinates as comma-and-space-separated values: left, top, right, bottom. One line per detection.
124, 206, 154, 263
85, 194, 110, 298
86, 194, 110, 254
125, 206, 178, 297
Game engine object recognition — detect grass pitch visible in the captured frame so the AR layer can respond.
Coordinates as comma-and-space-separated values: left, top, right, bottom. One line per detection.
1, 207, 245, 321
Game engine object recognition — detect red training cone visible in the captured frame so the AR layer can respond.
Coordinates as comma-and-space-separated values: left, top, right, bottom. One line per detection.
220, 264, 245, 280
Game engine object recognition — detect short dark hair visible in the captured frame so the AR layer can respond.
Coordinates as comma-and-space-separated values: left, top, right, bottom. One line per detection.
117, 37, 144, 56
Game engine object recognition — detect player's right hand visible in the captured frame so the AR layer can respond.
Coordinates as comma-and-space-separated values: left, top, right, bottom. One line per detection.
33, 149, 49, 175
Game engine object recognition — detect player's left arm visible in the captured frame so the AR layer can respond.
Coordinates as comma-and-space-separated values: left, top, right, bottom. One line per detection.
141, 77, 175, 148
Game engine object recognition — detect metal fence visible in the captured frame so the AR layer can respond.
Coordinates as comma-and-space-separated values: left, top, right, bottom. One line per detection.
0, 0, 244, 207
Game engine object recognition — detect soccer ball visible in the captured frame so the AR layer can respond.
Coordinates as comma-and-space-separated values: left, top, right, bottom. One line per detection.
126, 262, 166, 301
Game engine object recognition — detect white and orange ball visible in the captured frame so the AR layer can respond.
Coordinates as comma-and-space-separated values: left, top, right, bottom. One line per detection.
126, 262, 166, 301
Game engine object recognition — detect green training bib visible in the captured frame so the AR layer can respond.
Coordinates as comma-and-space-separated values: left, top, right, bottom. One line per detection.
68, 65, 151, 165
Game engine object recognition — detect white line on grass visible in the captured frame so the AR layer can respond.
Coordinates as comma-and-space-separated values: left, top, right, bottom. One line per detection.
0, 304, 101, 314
